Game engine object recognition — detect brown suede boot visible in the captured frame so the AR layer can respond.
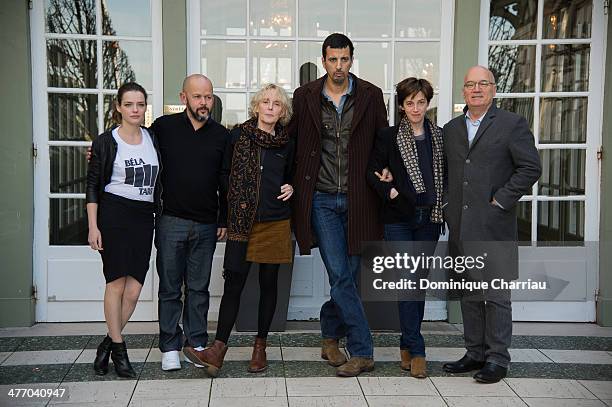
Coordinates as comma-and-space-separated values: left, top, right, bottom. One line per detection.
183, 340, 228, 377
336, 357, 375, 377
410, 356, 427, 378
321, 338, 347, 367
400, 350, 411, 371
248, 337, 267, 373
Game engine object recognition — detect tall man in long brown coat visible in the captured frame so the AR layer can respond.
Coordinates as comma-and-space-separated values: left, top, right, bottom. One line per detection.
288, 33, 388, 377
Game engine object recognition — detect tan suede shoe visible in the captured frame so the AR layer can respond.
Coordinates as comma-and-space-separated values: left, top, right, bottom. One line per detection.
400, 350, 411, 371
336, 357, 375, 377
321, 338, 347, 367
410, 356, 427, 378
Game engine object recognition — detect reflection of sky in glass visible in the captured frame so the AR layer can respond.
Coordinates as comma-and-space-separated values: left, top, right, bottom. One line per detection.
347, 0, 392, 38
103, 0, 151, 37
396, 0, 441, 38
200, 0, 246, 35
105, 41, 152, 90
298, 0, 343, 37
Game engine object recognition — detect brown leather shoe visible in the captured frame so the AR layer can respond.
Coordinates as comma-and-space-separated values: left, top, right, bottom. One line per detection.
336, 357, 374, 377
410, 356, 427, 378
400, 350, 411, 371
321, 338, 347, 367
248, 337, 267, 373
183, 340, 228, 377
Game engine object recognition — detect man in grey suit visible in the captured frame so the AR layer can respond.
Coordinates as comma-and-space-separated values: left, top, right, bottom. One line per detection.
441, 65, 541, 383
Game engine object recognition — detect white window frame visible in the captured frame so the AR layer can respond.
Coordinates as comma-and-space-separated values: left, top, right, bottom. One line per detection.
187, 0, 454, 127
31, 0, 163, 321
479, 0, 605, 243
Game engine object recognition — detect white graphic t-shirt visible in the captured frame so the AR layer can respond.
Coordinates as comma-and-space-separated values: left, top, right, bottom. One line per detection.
104, 127, 159, 202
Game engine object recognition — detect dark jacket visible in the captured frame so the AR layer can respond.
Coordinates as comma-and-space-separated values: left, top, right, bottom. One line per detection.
367, 122, 443, 224
222, 127, 295, 223
288, 74, 388, 255
86, 127, 163, 213
443, 104, 541, 279
316, 91, 354, 193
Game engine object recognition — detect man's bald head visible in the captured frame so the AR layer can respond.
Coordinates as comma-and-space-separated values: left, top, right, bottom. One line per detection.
182, 74, 213, 93
180, 74, 214, 124
464, 65, 495, 84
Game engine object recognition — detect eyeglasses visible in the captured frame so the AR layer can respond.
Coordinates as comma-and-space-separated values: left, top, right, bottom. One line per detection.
464, 80, 495, 90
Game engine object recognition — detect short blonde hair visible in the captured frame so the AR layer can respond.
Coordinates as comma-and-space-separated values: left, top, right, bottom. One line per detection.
249, 84, 293, 126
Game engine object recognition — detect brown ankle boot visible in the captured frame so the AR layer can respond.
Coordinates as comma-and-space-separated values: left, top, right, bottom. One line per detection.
248, 337, 267, 373
183, 340, 228, 377
410, 356, 427, 378
321, 338, 347, 367
400, 350, 411, 371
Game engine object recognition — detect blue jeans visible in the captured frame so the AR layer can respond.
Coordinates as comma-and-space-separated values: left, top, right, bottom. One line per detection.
155, 215, 217, 352
384, 208, 440, 357
311, 192, 373, 358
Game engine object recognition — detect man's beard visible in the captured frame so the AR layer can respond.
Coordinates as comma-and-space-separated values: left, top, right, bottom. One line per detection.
187, 103, 209, 122
331, 72, 347, 85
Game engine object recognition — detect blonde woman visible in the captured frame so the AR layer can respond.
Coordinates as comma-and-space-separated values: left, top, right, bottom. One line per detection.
184, 84, 294, 376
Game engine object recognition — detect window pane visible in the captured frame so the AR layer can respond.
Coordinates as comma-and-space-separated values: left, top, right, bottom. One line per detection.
298, 42, 324, 86
201, 40, 246, 88
537, 201, 584, 243
47, 39, 97, 88
104, 95, 154, 130
395, 42, 440, 91
50, 146, 89, 194
539, 98, 587, 143
541, 44, 590, 92
517, 201, 532, 243
495, 98, 534, 130
538, 149, 585, 196
298, 0, 343, 37
102, 0, 151, 37
352, 42, 391, 90
103, 40, 152, 90
250, 0, 295, 36
488, 45, 536, 93
251, 41, 294, 90
543, 0, 592, 39
347, 0, 392, 38
50, 198, 88, 245
489, 0, 537, 40
200, 0, 246, 35
396, 0, 441, 38
48, 93, 98, 141
214, 92, 247, 129
46, 0, 96, 34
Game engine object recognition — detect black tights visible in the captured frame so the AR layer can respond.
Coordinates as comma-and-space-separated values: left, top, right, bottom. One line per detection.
215, 263, 279, 344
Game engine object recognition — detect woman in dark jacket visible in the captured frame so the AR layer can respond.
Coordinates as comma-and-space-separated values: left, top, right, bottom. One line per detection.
86, 82, 161, 378
184, 83, 294, 377
367, 77, 445, 378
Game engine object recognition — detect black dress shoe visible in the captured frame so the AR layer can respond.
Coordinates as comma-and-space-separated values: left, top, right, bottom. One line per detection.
443, 355, 485, 373
93, 335, 112, 375
473, 362, 507, 383
110, 341, 137, 378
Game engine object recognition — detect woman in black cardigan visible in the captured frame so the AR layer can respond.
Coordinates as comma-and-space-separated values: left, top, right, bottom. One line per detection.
367, 77, 445, 378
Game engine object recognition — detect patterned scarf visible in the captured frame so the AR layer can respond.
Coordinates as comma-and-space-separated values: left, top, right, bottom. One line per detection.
396, 115, 445, 224
227, 117, 289, 242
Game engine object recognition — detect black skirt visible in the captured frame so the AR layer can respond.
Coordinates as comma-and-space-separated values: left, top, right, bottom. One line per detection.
97, 193, 155, 285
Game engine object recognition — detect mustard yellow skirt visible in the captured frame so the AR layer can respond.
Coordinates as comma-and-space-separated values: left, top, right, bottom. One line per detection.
246, 219, 292, 264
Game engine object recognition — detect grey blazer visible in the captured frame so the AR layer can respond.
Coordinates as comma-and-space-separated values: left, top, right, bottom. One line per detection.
443, 104, 541, 280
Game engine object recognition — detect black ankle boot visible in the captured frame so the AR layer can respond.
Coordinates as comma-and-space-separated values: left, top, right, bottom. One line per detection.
93, 335, 112, 375
110, 341, 137, 378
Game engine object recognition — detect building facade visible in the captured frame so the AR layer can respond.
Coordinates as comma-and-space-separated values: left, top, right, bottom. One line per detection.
1, 0, 610, 326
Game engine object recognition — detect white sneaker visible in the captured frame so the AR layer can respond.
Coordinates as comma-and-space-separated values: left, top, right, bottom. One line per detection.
184, 346, 205, 368
161, 350, 181, 371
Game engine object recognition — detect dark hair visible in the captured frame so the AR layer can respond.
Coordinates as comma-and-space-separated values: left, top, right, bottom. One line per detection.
396, 77, 434, 107
322, 33, 354, 58
112, 81, 148, 124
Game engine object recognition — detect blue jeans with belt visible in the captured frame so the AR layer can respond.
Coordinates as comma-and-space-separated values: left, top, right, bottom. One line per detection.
384, 207, 440, 357
311, 192, 373, 358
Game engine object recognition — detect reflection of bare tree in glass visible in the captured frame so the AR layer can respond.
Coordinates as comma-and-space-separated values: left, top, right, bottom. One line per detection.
46, 0, 136, 244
